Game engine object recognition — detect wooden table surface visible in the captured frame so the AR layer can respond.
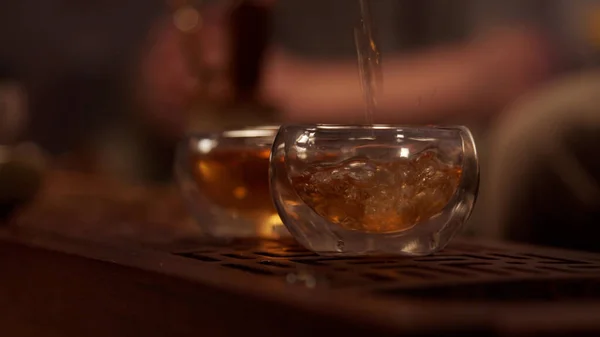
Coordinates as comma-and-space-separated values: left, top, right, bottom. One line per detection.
3, 171, 600, 337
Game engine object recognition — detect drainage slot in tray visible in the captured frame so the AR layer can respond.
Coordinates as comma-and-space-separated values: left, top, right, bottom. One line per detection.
255, 251, 318, 258
489, 253, 528, 260
412, 257, 467, 262
503, 266, 545, 275
177, 253, 221, 262
222, 263, 277, 276
361, 272, 397, 282
523, 254, 589, 264
258, 260, 293, 268
290, 259, 324, 266
221, 253, 255, 260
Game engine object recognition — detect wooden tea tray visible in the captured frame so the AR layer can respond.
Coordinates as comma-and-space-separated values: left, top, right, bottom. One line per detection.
2, 226, 600, 337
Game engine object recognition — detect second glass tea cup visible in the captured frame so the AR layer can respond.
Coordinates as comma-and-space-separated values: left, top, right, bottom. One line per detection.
176, 125, 287, 239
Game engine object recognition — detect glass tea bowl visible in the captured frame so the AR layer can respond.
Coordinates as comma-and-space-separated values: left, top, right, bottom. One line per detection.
175, 125, 288, 239
269, 124, 479, 256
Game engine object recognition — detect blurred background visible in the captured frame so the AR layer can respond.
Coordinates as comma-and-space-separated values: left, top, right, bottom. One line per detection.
1, 0, 600, 250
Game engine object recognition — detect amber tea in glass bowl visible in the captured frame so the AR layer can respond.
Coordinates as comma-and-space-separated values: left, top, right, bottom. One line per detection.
176, 126, 287, 239
289, 151, 462, 233
270, 124, 479, 256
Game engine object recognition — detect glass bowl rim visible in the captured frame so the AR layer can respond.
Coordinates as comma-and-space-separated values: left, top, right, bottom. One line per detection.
184, 125, 281, 140
278, 123, 471, 133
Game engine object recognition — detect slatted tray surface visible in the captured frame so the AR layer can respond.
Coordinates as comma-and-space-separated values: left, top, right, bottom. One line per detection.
173, 238, 600, 302
5, 227, 600, 337
6, 173, 600, 336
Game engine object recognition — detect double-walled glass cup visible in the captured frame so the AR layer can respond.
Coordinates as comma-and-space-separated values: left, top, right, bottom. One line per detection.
176, 126, 287, 239
270, 125, 479, 256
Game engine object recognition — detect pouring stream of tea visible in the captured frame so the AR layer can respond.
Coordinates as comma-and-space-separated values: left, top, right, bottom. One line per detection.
355, 0, 382, 125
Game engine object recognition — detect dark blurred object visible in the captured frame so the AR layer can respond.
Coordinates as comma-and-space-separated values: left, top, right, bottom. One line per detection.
230, 0, 273, 102
0, 0, 165, 156
0, 81, 27, 145
0, 81, 42, 221
507, 127, 600, 252
485, 71, 600, 252
0, 144, 45, 222
180, 0, 279, 133
0, 160, 42, 220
